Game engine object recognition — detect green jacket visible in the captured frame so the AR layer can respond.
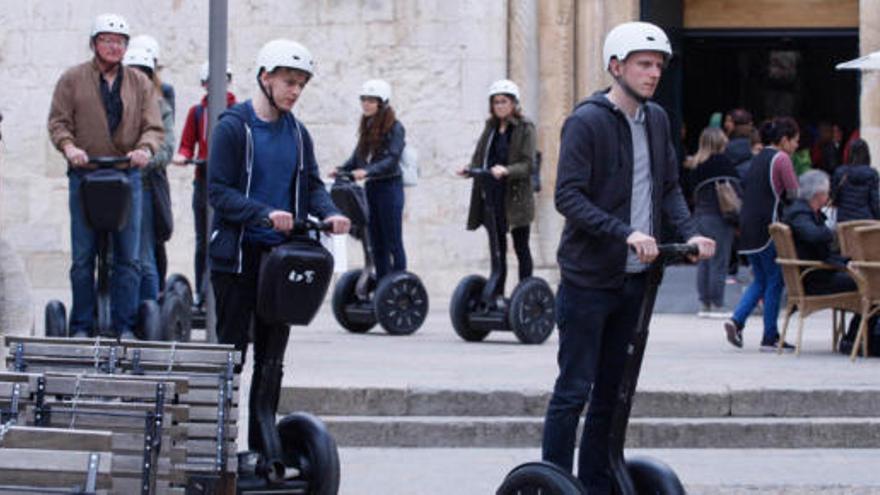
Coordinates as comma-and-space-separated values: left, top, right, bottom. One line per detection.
466, 116, 536, 230
142, 97, 174, 189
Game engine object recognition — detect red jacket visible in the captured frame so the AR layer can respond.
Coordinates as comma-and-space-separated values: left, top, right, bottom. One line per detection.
177, 91, 237, 179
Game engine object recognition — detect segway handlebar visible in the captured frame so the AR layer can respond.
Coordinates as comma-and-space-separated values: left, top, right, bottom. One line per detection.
259, 217, 334, 234
462, 168, 493, 179
184, 158, 207, 166
88, 156, 132, 168
656, 243, 699, 264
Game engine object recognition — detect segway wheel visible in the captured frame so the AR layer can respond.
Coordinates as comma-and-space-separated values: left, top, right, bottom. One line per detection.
137, 300, 163, 341
44, 300, 67, 338
165, 273, 194, 307
331, 269, 376, 333
160, 292, 192, 342
374, 271, 429, 336
626, 455, 686, 495
496, 461, 585, 495
277, 412, 341, 495
508, 277, 556, 345
449, 275, 490, 342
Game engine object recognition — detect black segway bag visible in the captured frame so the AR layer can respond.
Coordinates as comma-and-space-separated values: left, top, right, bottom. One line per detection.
257, 237, 334, 326
331, 182, 369, 230
80, 169, 132, 231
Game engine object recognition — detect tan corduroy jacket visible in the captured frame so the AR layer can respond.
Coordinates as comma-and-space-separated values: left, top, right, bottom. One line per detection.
48, 59, 164, 161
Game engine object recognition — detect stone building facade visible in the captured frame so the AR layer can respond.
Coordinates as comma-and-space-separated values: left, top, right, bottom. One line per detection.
0, 0, 877, 334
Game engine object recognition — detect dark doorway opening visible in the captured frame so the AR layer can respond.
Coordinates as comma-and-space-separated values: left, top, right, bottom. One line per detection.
681, 29, 859, 153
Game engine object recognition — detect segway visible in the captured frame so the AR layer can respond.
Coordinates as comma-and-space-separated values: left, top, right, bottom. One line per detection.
449, 168, 555, 344
236, 219, 341, 494
329, 171, 429, 335
44, 156, 162, 341
496, 244, 696, 495
155, 157, 210, 342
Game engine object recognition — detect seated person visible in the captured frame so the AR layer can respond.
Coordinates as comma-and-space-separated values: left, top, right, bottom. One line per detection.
781, 169, 856, 295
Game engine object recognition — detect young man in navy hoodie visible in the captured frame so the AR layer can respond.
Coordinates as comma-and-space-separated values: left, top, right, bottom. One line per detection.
207, 39, 350, 473
542, 22, 715, 492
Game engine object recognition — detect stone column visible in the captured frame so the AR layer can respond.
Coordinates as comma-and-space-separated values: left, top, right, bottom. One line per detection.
531, 0, 576, 276
574, 0, 639, 100
508, 0, 540, 122
861, 0, 880, 162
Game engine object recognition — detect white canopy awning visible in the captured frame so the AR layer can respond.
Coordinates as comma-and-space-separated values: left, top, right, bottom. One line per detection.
836, 50, 880, 71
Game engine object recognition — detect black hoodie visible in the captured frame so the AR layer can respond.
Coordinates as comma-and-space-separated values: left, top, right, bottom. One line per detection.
831, 164, 880, 222
555, 91, 697, 289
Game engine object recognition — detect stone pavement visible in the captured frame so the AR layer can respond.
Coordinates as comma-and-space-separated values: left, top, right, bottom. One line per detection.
229, 306, 880, 494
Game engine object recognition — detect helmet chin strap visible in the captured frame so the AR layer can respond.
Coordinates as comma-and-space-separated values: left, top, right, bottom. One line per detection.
256, 71, 282, 112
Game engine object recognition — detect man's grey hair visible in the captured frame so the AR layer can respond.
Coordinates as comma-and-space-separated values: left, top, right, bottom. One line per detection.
798, 169, 830, 200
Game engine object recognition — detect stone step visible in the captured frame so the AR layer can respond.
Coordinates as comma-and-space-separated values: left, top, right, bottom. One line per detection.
320, 416, 880, 448
338, 447, 880, 495
280, 386, 880, 418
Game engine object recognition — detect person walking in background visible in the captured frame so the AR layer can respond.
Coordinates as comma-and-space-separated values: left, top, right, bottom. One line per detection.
689, 127, 740, 317
172, 62, 237, 311
831, 138, 879, 222
724, 117, 800, 352
458, 79, 538, 285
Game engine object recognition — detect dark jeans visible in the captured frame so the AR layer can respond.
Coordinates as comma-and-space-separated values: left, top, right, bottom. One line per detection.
212, 244, 291, 453
542, 275, 647, 494
695, 214, 734, 306
804, 269, 857, 295
68, 168, 142, 336
366, 178, 406, 279
193, 179, 207, 302
511, 225, 533, 281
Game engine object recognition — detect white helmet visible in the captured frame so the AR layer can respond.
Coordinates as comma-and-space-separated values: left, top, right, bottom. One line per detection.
123, 47, 155, 71
488, 79, 520, 101
602, 21, 671, 71
90, 13, 130, 40
130, 35, 160, 60
200, 61, 232, 82
360, 79, 392, 103
256, 39, 314, 77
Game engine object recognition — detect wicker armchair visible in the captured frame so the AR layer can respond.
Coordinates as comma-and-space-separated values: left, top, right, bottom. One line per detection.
768, 223, 861, 355
844, 225, 880, 359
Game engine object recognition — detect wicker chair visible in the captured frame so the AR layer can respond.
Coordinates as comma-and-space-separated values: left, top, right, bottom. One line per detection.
768, 223, 861, 355
844, 225, 880, 359
837, 220, 880, 259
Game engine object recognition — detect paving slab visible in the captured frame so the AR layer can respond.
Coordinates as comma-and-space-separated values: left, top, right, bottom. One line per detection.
337, 447, 880, 495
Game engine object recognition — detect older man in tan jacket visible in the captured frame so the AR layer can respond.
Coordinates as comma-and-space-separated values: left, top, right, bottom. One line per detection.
47, 13, 164, 339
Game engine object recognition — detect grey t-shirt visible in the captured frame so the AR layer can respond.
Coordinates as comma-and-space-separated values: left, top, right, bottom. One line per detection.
614, 100, 653, 273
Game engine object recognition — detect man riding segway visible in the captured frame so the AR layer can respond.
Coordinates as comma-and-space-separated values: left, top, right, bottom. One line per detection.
208, 38, 350, 483
541, 21, 715, 493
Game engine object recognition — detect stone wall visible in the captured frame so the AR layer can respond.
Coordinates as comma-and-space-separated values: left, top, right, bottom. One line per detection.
0, 0, 511, 326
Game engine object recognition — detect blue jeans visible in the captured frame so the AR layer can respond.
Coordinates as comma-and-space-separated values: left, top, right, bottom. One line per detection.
542, 276, 647, 494
139, 186, 159, 301
365, 178, 406, 279
68, 169, 142, 336
732, 243, 783, 343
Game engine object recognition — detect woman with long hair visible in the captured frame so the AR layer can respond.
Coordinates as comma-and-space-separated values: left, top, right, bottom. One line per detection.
336, 79, 407, 280
458, 79, 537, 290
689, 127, 740, 317
724, 117, 800, 352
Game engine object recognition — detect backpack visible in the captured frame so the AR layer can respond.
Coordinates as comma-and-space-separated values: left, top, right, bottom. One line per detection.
400, 145, 419, 187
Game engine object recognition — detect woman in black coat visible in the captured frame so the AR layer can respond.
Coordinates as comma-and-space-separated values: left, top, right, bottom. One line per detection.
831, 139, 880, 222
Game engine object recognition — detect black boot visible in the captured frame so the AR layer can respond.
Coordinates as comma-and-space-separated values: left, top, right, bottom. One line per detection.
248, 359, 285, 483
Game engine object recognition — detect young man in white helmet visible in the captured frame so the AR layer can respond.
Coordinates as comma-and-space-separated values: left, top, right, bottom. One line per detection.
171, 62, 237, 310
47, 13, 164, 339
129, 34, 176, 116
333, 78, 409, 279
208, 38, 350, 474
542, 21, 715, 492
